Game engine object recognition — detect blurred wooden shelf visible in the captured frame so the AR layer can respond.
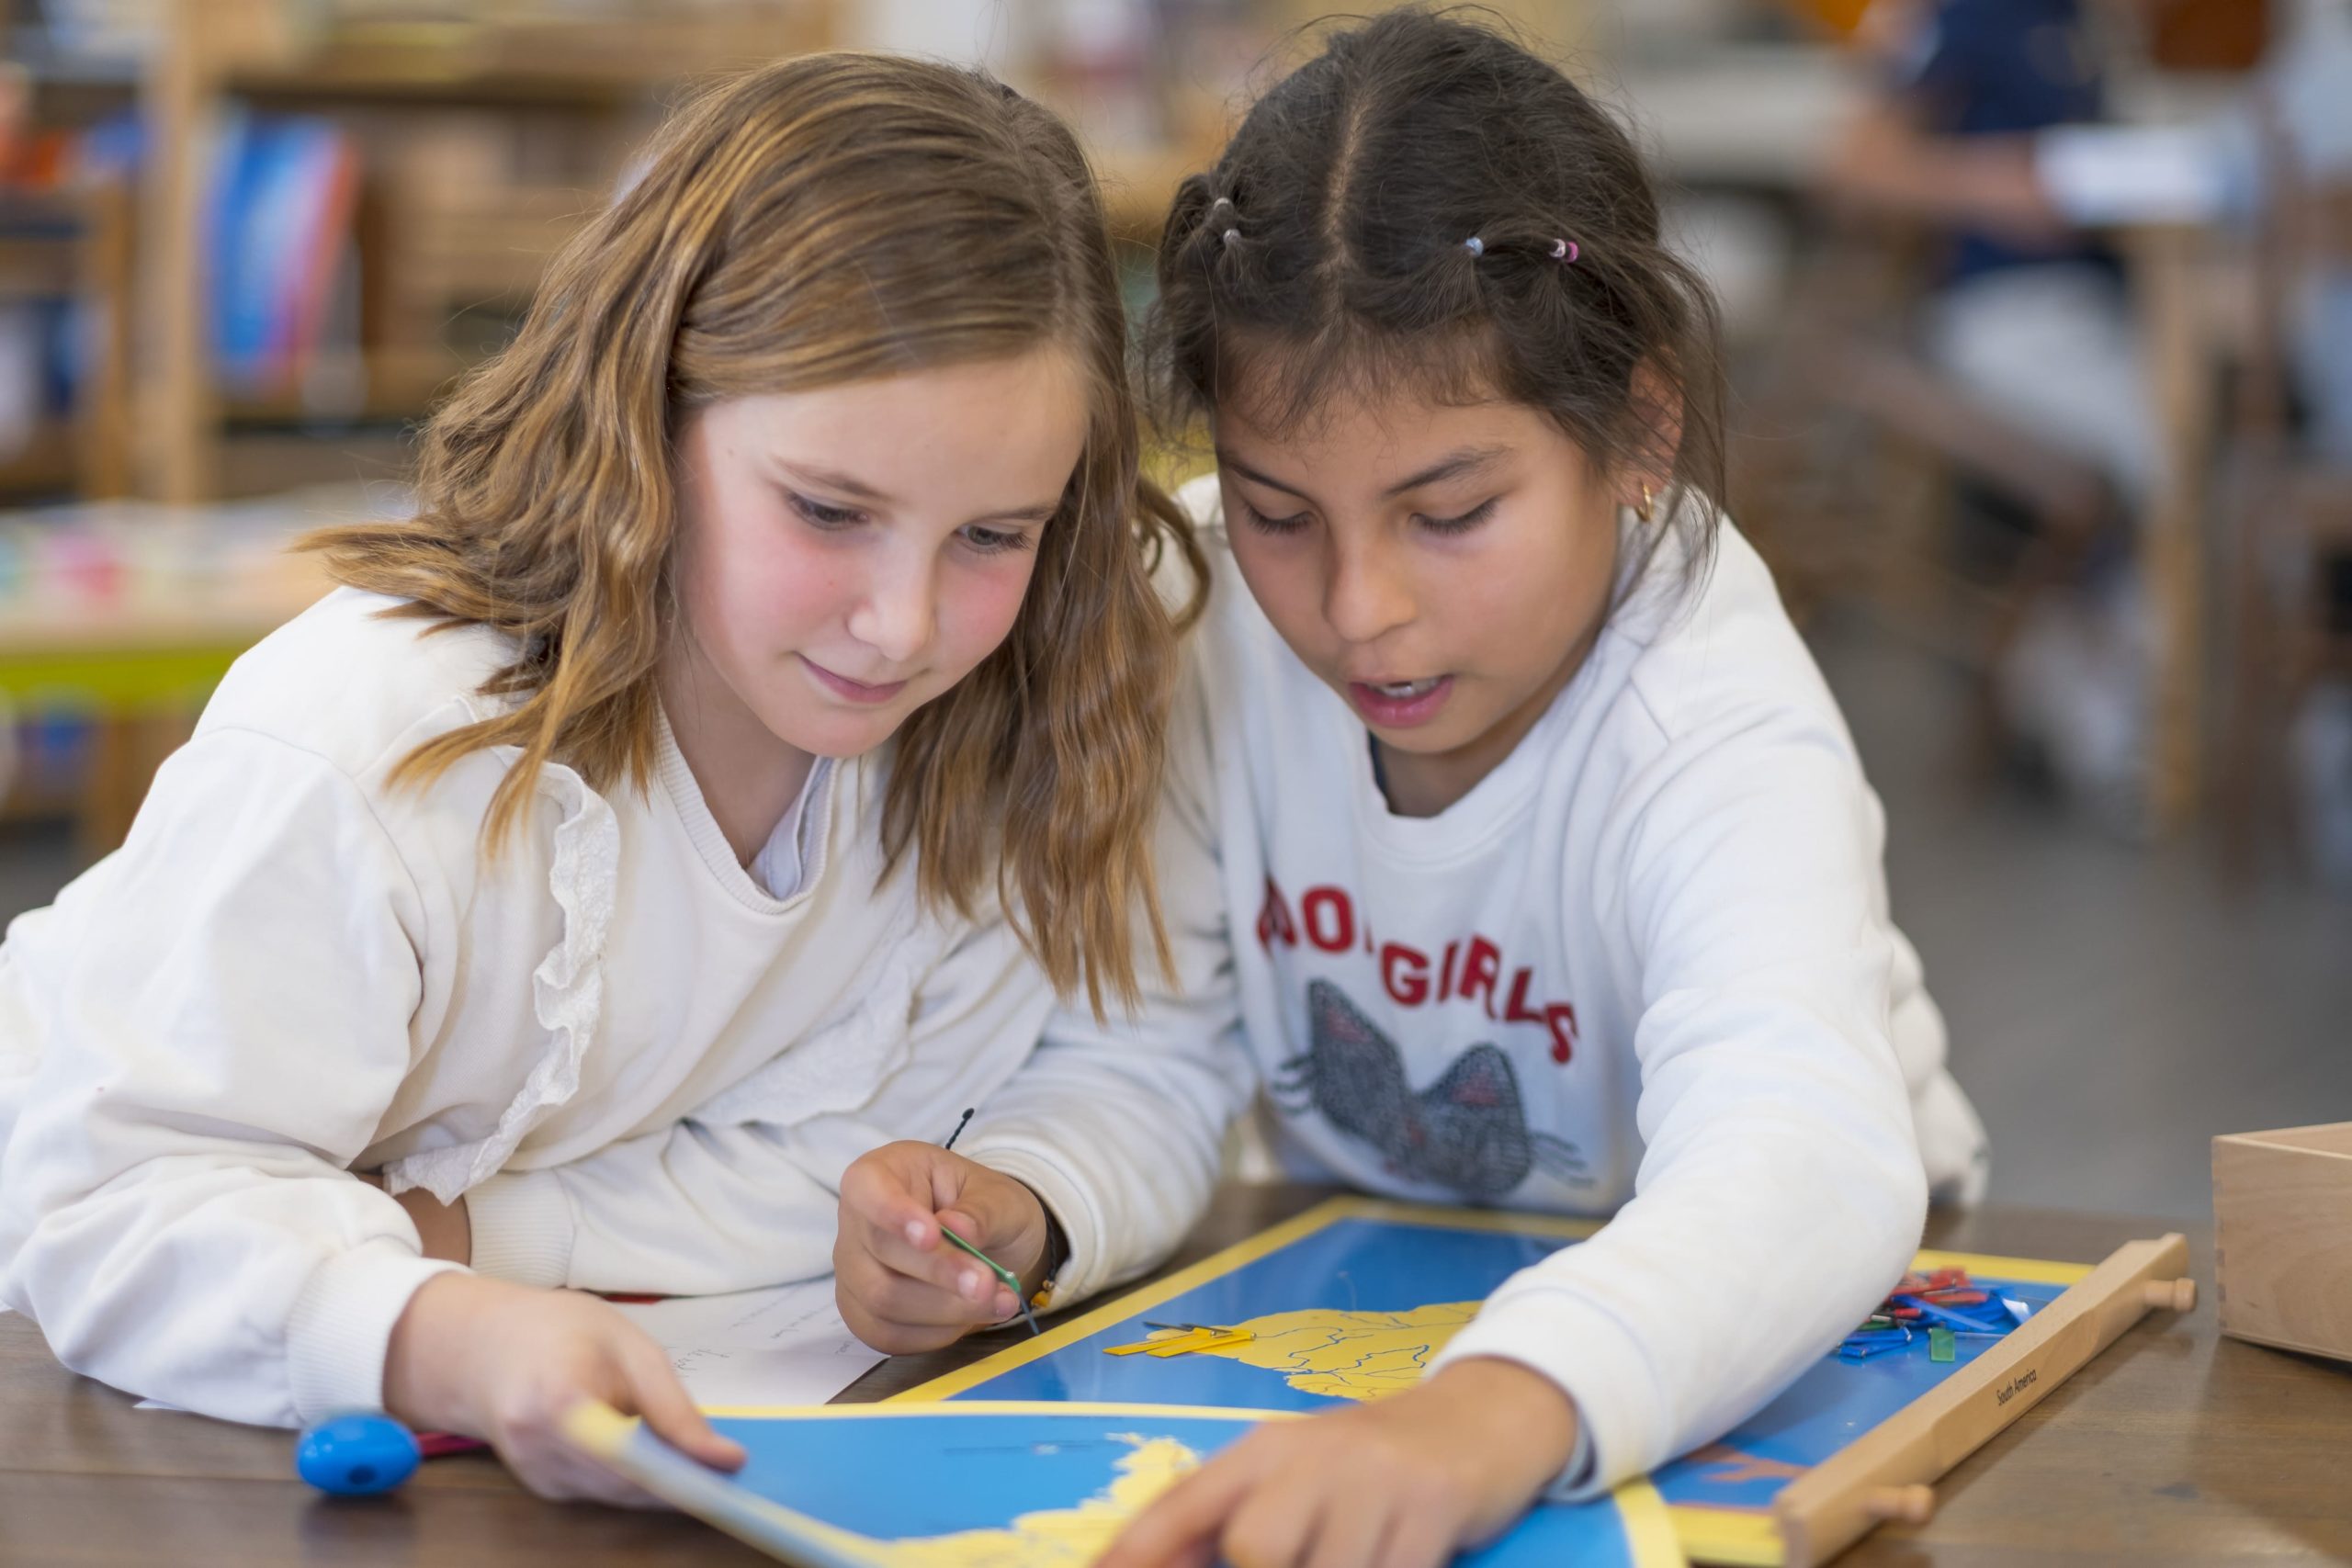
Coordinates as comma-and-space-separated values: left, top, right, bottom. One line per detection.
218, 347, 470, 428
0, 423, 80, 497
142, 1, 840, 502
222, 50, 703, 109
11, 46, 142, 89
0, 243, 87, 302
220, 14, 836, 105
0, 181, 139, 500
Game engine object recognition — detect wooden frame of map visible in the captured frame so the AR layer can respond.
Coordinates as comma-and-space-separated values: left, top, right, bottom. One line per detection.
560, 1399, 1688, 1567
890, 1197, 2192, 1567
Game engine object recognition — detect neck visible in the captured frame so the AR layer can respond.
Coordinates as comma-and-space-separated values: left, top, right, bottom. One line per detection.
658, 641, 816, 866
1373, 617, 1601, 818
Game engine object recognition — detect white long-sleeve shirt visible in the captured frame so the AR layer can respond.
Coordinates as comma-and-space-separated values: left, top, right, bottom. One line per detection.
1125, 481, 1987, 1495
0, 587, 1250, 1427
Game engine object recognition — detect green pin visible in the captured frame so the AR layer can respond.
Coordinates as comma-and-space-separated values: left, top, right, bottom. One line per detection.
934, 1109, 1039, 1336
939, 1224, 1039, 1336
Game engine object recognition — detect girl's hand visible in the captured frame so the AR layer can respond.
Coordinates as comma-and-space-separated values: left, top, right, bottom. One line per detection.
833, 1140, 1050, 1354
1097, 1359, 1580, 1568
382, 1271, 745, 1505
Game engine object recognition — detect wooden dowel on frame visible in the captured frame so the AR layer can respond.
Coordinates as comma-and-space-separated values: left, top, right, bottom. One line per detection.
1772, 1235, 2194, 1568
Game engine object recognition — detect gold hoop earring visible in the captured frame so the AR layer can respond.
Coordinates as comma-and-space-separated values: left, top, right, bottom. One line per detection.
1635, 483, 1654, 524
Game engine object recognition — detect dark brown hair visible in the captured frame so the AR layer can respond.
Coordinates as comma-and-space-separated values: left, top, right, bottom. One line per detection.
1147, 7, 1725, 570
306, 52, 1203, 1013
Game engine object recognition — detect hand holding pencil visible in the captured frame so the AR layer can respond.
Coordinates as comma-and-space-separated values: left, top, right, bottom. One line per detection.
832, 1131, 1054, 1355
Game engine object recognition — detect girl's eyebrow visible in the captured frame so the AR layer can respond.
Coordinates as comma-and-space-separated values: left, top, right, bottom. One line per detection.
1215, 450, 1313, 499
1217, 446, 1510, 502
1378, 446, 1510, 498
781, 461, 892, 502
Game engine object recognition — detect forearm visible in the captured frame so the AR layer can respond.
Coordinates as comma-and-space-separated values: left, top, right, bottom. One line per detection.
464, 1120, 840, 1296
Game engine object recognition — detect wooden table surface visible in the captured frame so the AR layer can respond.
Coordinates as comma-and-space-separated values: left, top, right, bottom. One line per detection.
3, 1186, 2347, 1567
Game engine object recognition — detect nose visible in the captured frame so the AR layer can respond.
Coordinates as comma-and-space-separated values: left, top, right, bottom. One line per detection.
845, 546, 936, 667
1323, 529, 1416, 647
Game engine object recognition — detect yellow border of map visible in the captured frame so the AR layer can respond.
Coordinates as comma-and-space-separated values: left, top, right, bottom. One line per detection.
888, 1195, 2095, 1565
595, 1400, 1684, 1568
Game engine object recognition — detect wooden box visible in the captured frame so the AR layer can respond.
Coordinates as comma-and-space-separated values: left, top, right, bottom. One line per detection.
2213, 1122, 2352, 1363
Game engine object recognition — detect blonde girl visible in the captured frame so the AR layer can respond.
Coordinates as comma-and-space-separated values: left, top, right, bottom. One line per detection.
0, 52, 1238, 1503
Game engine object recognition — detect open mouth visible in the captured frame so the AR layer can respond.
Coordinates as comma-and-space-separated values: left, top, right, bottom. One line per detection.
1345, 674, 1454, 728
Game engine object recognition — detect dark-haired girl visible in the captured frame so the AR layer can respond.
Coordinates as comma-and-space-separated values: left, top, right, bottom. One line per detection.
1096, 12, 1988, 1564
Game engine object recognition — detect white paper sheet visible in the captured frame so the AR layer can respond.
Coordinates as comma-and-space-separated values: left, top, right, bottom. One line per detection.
610, 1276, 886, 1409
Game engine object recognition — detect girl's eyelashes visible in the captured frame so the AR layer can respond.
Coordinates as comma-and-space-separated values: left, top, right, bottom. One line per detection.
1238, 499, 1311, 536
786, 491, 1034, 555
1416, 497, 1498, 536
960, 524, 1036, 556
786, 490, 866, 529
1236, 495, 1497, 536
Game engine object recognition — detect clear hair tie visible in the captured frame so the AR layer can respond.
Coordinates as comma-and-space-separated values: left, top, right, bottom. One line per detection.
1463, 235, 1485, 258
1551, 238, 1579, 262
1211, 196, 1239, 249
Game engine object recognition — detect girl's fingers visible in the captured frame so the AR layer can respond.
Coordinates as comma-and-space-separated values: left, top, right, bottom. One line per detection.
1302, 1488, 1390, 1568
554, 1450, 667, 1508
837, 1247, 1001, 1341
852, 1258, 1007, 1327
1222, 1478, 1319, 1568
506, 1438, 650, 1506
1373, 1500, 1457, 1568
861, 1213, 1003, 1304
939, 1177, 1037, 1260
1098, 1452, 1259, 1568
870, 1222, 988, 1297
839, 1155, 942, 1247
618, 1339, 745, 1472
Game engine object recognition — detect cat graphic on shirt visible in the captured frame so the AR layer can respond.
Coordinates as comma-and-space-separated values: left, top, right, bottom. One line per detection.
1274, 979, 1588, 1200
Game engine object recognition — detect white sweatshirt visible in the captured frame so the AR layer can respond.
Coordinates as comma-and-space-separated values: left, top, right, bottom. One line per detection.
0, 587, 1250, 1428
1129, 480, 1987, 1495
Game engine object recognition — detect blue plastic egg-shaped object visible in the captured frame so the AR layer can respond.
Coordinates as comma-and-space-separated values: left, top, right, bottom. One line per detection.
296, 1413, 422, 1495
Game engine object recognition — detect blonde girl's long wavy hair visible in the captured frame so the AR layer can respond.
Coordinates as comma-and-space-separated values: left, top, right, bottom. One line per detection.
303, 52, 1205, 1014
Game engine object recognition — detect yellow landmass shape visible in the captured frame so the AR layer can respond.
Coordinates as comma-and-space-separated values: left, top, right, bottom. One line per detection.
1118, 1303, 1482, 1402
864, 1434, 1201, 1568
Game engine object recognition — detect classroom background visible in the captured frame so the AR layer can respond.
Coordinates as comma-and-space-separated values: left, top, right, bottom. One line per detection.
0, 0, 2338, 1222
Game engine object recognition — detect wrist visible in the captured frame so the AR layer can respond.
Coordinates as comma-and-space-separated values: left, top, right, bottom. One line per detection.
1430, 1357, 1581, 1487
381, 1270, 493, 1432
1007, 1180, 1067, 1299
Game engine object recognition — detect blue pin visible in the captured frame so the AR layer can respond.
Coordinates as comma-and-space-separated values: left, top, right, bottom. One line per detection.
297, 1413, 422, 1495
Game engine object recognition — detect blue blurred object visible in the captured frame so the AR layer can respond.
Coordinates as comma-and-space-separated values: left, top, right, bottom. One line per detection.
296, 1413, 422, 1495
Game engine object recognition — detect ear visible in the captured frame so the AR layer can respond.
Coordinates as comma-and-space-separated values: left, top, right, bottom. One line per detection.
1616, 358, 1685, 514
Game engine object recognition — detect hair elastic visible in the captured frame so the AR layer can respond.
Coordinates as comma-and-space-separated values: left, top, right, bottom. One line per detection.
1463, 235, 1485, 258
1550, 238, 1579, 262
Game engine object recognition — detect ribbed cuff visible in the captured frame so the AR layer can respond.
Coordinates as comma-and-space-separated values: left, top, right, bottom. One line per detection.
463, 1168, 576, 1289
951, 1140, 1099, 1306
284, 1239, 465, 1425
1429, 1288, 1661, 1502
